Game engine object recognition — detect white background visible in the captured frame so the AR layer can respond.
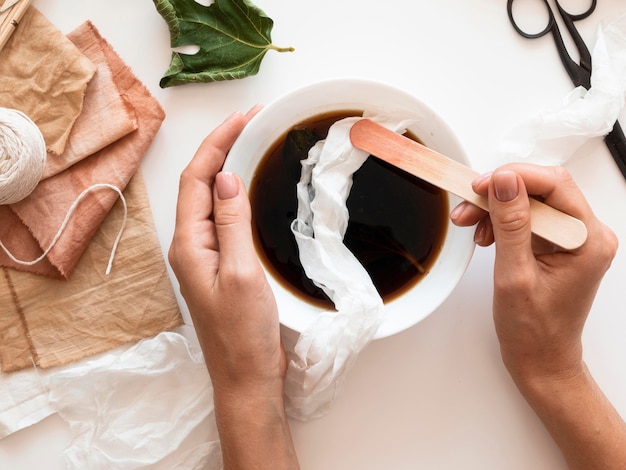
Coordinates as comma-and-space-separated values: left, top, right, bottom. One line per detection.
1, 0, 626, 468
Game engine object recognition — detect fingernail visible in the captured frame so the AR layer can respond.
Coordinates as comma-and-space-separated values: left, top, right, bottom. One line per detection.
472, 171, 493, 187
493, 170, 519, 202
449, 203, 466, 221
223, 111, 243, 124
216, 172, 239, 199
474, 223, 486, 244
246, 103, 263, 118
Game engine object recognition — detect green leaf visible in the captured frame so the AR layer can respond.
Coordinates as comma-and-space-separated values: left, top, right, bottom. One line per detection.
153, 0, 294, 88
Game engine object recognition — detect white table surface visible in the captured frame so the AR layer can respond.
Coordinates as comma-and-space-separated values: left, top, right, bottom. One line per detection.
2, 1, 626, 468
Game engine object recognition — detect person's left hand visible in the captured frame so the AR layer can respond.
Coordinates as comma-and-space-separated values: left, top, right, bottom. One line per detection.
169, 107, 299, 468
168, 106, 285, 396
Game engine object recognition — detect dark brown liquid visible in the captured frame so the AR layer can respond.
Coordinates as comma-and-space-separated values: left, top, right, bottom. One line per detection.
249, 111, 448, 309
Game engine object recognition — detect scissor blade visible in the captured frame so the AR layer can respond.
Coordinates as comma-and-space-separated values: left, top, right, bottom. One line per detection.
604, 121, 626, 180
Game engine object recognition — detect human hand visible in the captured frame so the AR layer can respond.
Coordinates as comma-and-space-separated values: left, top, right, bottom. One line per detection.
169, 106, 286, 394
450, 164, 618, 384
169, 108, 299, 469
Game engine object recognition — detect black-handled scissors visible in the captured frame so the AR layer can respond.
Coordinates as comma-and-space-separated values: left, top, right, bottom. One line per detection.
507, 0, 626, 179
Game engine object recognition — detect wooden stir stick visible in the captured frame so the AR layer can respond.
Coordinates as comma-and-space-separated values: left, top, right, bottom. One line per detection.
350, 118, 588, 250
0, 0, 32, 52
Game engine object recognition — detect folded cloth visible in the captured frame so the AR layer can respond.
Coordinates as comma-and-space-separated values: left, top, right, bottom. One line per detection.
0, 21, 165, 279
0, 205, 58, 277
0, 7, 96, 155
42, 24, 139, 179
0, 328, 220, 469
0, 171, 183, 373
0, 363, 55, 439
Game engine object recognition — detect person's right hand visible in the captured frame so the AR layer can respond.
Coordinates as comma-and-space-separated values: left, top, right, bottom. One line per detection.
450, 164, 618, 384
451, 164, 626, 469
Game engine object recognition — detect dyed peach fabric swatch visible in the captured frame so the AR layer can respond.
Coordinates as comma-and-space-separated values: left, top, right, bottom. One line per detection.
0, 172, 182, 372
0, 19, 182, 372
0, 7, 95, 155
0, 21, 165, 279
42, 23, 138, 179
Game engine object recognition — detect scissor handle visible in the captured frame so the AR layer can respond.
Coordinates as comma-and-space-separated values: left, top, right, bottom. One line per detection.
507, 0, 595, 88
507, 0, 596, 39
556, 0, 596, 22
507, 0, 553, 39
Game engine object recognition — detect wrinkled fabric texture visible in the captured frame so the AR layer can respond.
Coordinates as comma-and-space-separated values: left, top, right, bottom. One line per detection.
285, 114, 415, 420
0, 363, 55, 438
496, 13, 626, 167
49, 329, 218, 470
0, 14, 194, 465
0, 172, 183, 373
0, 328, 221, 469
0, 7, 96, 155
42, 25, 139, 179
0, 21, 165, 280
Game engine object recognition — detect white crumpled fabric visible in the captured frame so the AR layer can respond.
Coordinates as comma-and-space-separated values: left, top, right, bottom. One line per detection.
497, 13, 626, 167
0, 327, 223, 469
285, 113, 415, 420
0, 364, 55, 438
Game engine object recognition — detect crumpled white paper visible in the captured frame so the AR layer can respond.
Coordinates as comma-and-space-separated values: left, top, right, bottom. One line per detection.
497, 12, 626, 167
0, 328, 223, 469
285, 114, 415, 421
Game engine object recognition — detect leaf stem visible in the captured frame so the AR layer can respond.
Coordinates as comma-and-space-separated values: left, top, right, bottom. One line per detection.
270, 44, 295, 53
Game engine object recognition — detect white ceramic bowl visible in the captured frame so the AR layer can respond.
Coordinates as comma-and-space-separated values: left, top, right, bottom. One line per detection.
224, 78, 475, 339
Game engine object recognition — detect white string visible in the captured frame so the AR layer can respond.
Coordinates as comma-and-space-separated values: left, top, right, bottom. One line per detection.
0, 107, 127, 274
0, 183, 128, 276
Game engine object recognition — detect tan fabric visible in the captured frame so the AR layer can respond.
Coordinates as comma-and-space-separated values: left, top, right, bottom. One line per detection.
0, 172, 183, 373
0, 21, 166, 279
0, 7, 96, 155
0, 19, 181, 374
0, 205, 57, 277
43, 24, 138, 179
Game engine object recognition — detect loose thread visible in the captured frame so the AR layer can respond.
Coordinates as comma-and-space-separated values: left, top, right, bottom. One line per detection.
0, 183, 127, 276
29, 356, 53, 399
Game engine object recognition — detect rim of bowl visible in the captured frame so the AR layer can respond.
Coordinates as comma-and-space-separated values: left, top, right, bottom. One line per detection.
224, 78, 475, 339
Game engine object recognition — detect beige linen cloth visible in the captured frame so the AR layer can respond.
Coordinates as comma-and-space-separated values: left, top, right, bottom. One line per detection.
0, 7, 95, 155
0, 21, 182, 372
42, 20, 139, 179
0, 172, 183, 373
0, 21, 160, 279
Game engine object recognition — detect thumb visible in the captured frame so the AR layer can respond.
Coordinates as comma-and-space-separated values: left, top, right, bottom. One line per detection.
489, 170, 534, 267
213, 171, 259, 270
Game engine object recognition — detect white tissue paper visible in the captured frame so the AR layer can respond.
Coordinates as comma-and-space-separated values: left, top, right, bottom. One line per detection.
285, 114, 415, 420
0, 328, 223, 469
498, 12, 626, 167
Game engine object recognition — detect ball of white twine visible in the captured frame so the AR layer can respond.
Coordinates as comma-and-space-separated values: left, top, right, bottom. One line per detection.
0, 107, 126, 275
0, 107, 47, 205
